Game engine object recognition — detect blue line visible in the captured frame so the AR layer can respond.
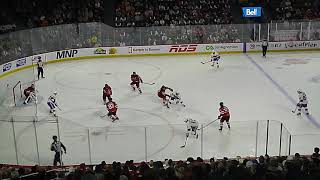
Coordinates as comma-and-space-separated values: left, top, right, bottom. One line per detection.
245, 54, 320, 128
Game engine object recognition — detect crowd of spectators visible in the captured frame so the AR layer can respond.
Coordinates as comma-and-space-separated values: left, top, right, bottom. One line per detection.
114, 25, 241, 47
1, 0, 104, 29
115, 0, 233, 27
3, 0, 320, 65
272, 0, 320, 21
1, 147, 320, 180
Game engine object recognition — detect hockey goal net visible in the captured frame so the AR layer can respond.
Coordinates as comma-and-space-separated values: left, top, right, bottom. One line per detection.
13, 81, 23, 106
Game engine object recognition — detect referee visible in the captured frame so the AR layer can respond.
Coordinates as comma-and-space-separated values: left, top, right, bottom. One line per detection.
37, 58, 45, 80
262, 39, 268, 58
50, 135, 66, 166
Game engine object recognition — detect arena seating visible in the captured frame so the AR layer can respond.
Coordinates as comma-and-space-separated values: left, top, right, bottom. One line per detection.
114, 0, 233, 27
1, 147, 319, 180
271, 0, 320, 21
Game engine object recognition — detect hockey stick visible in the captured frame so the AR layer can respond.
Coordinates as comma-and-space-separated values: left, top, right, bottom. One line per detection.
291, 107, 297, 113
144, 82, 155, 85
201, 61, 211, 64
56, 105, 62, 111
180, 136, 188, 148
292, 104, 298, 113
198, 118, 219, 130
100, 114, 108, 118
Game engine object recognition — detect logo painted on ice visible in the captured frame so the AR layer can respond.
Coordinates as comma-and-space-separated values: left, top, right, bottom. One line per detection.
169, 44, 197, 53
16, 58, 26, 67
3, 63, 12, 72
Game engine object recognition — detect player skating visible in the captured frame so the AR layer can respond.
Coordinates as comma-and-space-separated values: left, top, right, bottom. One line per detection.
181, 118, 199, 148
47, 92, 59, 116
218, 102, 230, 131
294, 89, 309, 116
130, 72, 143, 93
23, 84, 37, 104
201, 51, 221, 67
106, 98, 119, 122
102, 83, 112, 104
210, 51, 221, 68
185, 118, 199, 139
157, 85, 173, 108
169, 91, 186, 107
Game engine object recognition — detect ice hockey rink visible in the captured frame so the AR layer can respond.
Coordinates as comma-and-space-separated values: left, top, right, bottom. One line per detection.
0, 52, 320, 165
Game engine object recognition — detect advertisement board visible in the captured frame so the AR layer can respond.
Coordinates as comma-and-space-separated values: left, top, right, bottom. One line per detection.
1, 41, 319, 77
246, 41, 320, 51
242, 7, 262, 17
200, 43, 243, 52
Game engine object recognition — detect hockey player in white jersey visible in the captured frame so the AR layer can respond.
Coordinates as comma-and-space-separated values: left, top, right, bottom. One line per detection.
210, 51, 221, 68
296, 89, 309, 116
47, 92, 58, 116
169, 91, 186, 107
184, 118, 199, 139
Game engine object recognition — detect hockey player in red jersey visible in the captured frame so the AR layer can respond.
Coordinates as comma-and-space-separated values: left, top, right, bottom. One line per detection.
218, 102, 230, 131
102, 83, 112, 104
23, 84, 37, 104
157, 85, 173, 108
106, 98, 119, 122
130, 72, 143, 93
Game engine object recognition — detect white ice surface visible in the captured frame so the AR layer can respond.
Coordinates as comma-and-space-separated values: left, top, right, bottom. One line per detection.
0, 52, 320, 165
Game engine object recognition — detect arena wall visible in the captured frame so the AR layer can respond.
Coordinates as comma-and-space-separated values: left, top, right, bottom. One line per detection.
1, 41, 320, 79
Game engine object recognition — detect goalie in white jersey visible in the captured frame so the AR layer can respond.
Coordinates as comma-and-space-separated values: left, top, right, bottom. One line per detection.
47, 92, 58, 116
296, 89, 309, 116
210, 51, 221, 68
184, 118, 199, 139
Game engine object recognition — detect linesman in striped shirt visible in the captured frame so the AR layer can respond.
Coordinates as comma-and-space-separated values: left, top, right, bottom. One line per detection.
37, 58, 45, 80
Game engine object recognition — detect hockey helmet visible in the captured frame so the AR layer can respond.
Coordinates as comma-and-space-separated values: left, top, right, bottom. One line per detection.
219, 102, 224, 106
133, 72, 136, 74
297, 89, 302, 93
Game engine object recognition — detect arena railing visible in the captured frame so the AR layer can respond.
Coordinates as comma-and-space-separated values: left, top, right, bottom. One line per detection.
1, 20, 320, 66
0, 116, 294, 166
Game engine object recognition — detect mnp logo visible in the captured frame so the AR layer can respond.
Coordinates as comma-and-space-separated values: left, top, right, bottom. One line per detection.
56, 49, 78, 59
242, 7, 261, 17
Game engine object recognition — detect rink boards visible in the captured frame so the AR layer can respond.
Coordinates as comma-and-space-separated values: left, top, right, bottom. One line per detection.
1, 40, 320, 79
